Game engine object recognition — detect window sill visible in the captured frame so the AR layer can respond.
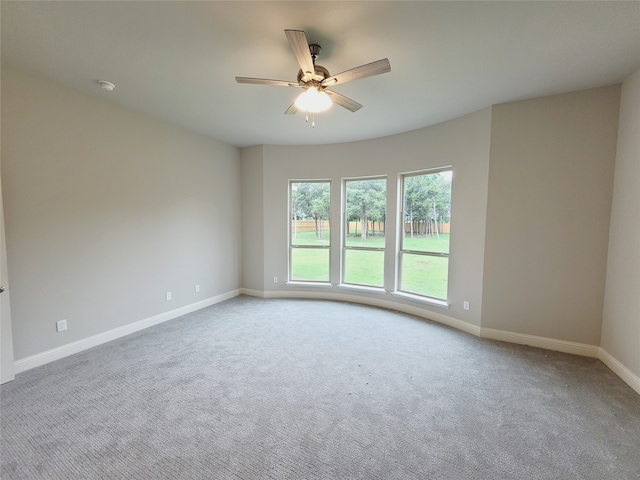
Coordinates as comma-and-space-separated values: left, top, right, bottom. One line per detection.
285, 281, 333, 288
337, 284, 386, 295
392, 291, 450, 310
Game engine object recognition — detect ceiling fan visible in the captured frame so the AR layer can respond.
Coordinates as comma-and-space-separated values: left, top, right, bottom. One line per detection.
235, 29, 391, 123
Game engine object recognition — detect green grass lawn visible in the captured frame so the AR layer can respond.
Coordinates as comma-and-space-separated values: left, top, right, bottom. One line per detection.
291, 229, 331, 246
290, 248, 330, 281
344, 249, 384, 287
401, 234, 449, 254
400, 254, 448, 299
291, 232, 449, 299
294, 230, 449, 252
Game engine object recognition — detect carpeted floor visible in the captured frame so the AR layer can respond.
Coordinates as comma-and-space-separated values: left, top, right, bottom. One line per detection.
1, 296, 639, 479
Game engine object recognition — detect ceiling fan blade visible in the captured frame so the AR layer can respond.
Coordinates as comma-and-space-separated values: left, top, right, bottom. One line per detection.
284, 29, 315, 78
325, 90, 363, 112
284, 102, 299, 115
322, 58, 391, 87
235, 77, 300, 87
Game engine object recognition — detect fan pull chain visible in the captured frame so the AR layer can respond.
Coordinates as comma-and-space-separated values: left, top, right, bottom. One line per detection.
304, 110, 316, 128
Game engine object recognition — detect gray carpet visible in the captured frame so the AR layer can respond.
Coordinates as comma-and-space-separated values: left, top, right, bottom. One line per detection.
1, 296, 639, 479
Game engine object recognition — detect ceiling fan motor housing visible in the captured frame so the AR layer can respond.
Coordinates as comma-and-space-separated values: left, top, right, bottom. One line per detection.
297, 64, 330, 84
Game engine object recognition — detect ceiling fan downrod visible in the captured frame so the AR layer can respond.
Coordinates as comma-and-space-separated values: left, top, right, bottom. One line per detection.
309, 44, 321, 63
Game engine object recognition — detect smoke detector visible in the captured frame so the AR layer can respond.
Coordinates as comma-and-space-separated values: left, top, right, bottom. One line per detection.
97, 80, 115, 92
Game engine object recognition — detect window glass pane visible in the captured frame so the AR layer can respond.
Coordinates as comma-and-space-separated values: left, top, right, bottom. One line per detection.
291, 248, 330, 282
400, 253, 448, 300
402, 171, 451, 253
344, 249, 384, 287
403, 234, 449, 254
291, 182, 330, 246
345, 235, 385, 248
345, 179, 386, 247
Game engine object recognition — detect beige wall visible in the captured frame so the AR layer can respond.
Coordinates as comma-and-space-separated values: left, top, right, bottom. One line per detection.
244, 86, 623, 350
482, 86, 620, 345
1, 177, 15, 383
252, 108, 493, 328
2, 67, 242, 360
240, 146, 265, 292
601, 68, 640, 379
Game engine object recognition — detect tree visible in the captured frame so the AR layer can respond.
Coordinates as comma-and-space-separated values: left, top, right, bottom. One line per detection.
292, 182, 330, 239
404, 175, 429, 237
346, 179, 386, 241
404, 172, 451, 237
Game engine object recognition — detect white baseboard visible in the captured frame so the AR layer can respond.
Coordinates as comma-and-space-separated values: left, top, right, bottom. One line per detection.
242, 290, 640, 395
239, 288, 265, 298
15, 288, 640, 396
247, 289, 640, 390
13, 289, 240, 374
480, 327, 601, 358
255, 288, 482, 337
599, 348, 640, 395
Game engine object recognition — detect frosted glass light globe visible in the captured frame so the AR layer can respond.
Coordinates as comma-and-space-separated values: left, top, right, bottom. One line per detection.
294, 88, 332, 112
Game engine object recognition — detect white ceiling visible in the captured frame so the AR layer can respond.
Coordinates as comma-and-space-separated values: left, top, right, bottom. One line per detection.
2, 1, 639, 148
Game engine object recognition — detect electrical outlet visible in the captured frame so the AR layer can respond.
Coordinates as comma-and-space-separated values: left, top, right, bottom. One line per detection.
273, 276, 278, 283
56, 319, 67, 332
463, 301, 470, 311
166, 292, 172, 301
195, 284, 200, 293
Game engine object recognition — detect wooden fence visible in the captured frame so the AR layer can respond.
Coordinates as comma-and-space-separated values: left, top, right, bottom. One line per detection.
291, 220, 329, 233
291, 220, 450, 235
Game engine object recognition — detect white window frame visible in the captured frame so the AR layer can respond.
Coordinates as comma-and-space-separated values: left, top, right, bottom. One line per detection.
341, 176, 387, 288
397, 167, 452, 302
288, 180, 332, 284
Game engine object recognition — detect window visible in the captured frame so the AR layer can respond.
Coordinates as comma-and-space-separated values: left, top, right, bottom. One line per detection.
398, 169, 452, 300
289, 181, 331, 282
343, 177, 387, 288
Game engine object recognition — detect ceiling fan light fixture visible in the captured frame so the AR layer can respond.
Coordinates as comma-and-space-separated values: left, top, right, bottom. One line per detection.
294, 87, 332, 113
